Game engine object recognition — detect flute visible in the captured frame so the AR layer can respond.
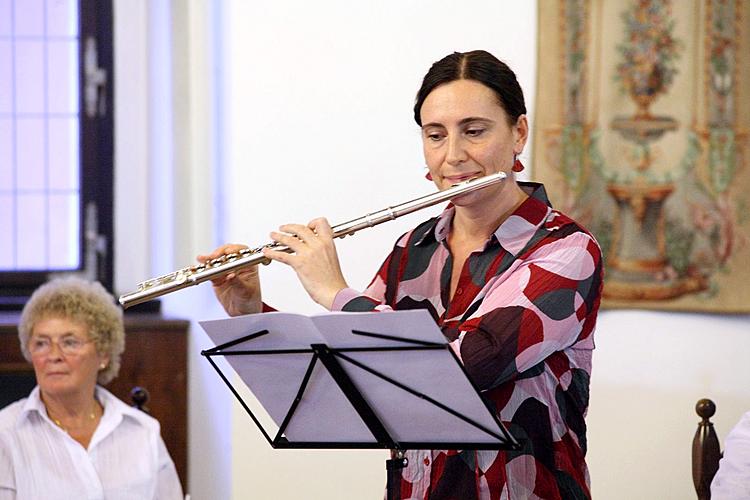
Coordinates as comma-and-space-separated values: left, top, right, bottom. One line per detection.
118, 172, 507, 309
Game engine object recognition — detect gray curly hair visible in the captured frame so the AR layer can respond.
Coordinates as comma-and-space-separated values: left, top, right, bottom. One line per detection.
18, 277, 125, 385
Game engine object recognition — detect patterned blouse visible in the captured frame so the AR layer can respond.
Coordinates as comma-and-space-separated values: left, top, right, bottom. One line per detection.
331, 182, 603, 500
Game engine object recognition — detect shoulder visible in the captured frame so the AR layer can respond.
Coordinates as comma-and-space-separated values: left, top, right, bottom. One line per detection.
0, 398, 27, 433
726, 411, 750, 443
522, 182, 599, 247
515, 210, 603, 286
532, 209, 602, 259
546, 209, 597, 241
97, 387, 161, 434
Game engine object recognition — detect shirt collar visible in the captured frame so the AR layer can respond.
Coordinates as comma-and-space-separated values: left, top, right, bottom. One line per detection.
17, 385, 45, 427
15, 385, 144, 432
415, 182, 553, 257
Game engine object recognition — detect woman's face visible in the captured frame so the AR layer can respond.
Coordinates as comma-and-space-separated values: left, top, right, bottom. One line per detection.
419, 79, 527, 198
28, 316, 108, 399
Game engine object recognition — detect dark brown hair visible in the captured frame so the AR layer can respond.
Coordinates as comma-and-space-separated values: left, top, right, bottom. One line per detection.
414, 50, 526, 126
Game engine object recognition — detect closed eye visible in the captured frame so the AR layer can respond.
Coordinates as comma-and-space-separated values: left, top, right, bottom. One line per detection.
421, 124, 446, 143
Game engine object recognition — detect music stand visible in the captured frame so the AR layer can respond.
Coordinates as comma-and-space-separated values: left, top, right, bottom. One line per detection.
199, 310, 519, 499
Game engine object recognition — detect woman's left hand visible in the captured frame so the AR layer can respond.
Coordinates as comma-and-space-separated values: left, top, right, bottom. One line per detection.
263, 217, 348, 310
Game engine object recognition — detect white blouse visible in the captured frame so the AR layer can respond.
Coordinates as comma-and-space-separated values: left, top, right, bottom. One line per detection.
0, 386, 183, 500
712, 410, 750, 499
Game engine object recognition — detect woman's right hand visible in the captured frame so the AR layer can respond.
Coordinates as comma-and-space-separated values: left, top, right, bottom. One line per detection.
197, 244, 262, 316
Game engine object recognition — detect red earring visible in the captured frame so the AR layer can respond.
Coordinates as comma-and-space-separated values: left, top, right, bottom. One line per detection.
425, 172, 433, 181
512, 158, 524, 172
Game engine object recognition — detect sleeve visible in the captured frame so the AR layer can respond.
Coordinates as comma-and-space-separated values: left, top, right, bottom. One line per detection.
154, 435, 184, 500
453, 231, 602, 391
261, 302, 277, 313
711, 411, 750, 499
0, 435, 16, 500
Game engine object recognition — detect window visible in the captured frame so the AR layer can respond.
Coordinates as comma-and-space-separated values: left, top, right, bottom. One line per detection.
0, 0, 113, 307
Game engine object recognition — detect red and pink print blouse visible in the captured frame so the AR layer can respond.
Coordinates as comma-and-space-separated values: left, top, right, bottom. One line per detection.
332, 182, 603, 500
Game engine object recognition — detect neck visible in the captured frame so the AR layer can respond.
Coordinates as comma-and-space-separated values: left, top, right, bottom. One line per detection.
41, 388, 100, 425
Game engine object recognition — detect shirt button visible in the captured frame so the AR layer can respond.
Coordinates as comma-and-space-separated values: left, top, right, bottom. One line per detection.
455, 288, 463, 295
423, 457, 430, 466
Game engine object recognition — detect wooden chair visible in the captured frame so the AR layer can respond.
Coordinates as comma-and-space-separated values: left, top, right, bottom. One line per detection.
692, 398, 723, 500
129, 386, 189, 500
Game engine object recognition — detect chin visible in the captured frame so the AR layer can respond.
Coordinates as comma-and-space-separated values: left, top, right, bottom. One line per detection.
40, 380, 77, 395
449, 190, 483, 206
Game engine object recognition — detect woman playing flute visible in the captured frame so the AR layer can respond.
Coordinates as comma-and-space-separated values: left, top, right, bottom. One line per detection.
200, 50, 603, 500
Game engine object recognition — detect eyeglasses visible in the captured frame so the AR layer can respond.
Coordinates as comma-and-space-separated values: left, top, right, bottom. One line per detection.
28, 336, 92, 356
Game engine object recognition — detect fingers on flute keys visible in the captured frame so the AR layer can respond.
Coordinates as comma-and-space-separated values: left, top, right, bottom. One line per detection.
266, 219, 333, 264
197, 243, 252, 286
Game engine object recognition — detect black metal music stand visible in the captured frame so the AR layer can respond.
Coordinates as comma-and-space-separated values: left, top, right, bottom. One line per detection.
199, 310, 519, 500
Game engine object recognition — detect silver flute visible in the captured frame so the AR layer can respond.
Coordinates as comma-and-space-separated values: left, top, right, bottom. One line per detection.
119, 172, 507, 309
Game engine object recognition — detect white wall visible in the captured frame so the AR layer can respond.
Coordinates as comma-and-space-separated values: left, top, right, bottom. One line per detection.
114, 1, 750, 498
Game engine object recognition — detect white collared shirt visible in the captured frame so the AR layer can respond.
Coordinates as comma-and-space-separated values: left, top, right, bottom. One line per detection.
0, 386, 183, 500
712, 410, 750, 499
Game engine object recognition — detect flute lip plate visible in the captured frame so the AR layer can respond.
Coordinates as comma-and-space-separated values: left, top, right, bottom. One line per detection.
450, 177, 478, 187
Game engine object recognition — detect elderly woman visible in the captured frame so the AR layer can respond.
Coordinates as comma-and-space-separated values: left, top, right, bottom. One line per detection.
0, 277, 183, 500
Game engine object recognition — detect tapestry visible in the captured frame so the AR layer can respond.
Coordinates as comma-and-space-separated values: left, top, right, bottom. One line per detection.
533, 0, 750, 312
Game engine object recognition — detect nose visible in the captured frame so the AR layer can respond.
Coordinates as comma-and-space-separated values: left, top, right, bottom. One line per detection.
446, 135, 467, 166
46, 340, 65, 360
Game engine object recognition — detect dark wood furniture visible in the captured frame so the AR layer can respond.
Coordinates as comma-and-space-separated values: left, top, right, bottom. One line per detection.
130, 386, 151, 413
0, 312, 189, 492
692, 398, 723, 500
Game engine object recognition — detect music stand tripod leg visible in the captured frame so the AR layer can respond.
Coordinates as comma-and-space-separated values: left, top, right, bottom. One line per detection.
386, 450, 408, 500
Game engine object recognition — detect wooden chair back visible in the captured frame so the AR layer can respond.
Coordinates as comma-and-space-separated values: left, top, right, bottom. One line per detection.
692, 398, 722, 500
130, 386, 151, 414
